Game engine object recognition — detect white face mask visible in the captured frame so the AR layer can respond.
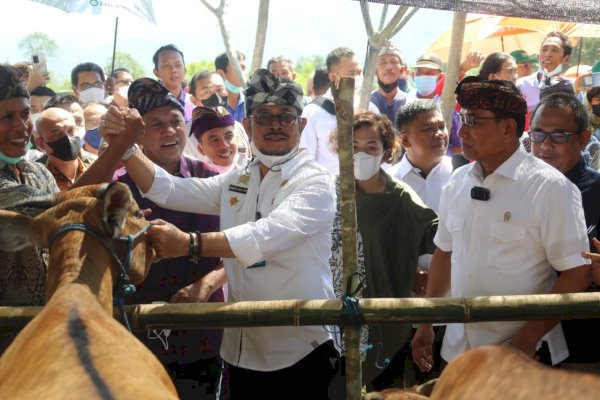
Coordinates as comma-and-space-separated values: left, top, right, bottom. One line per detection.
116, 85, 129, 100
78, 87, 105, 105
250, 140, 299, 169
30, 112, 41, 127
76, 127, 86, 141
414, 75, 438, 96
354, 152, 382, 180
544, 63, 563, 77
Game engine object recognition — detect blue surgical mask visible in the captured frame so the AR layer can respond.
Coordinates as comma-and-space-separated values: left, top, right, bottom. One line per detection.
224, 79, 242, 94
544, 63, 563, 77
84, 128, 102, 150
414, 75, 438, 97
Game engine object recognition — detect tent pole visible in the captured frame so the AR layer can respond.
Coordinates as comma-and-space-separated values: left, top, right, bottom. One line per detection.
576, 37, 584, 76
440, 12, 466, 138
111, 17, 119, 75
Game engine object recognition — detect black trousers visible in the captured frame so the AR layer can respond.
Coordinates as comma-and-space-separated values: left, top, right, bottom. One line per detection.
228, 340, 339, 400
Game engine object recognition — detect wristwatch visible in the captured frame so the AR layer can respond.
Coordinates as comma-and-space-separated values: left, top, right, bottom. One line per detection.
122, 144, 139, 161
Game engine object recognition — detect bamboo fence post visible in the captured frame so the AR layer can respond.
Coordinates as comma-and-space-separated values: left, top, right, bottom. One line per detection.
331, 76, 362, 400
440, 11, 466, 132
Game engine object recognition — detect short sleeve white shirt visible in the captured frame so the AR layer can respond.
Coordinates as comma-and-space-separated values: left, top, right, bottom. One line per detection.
387, 155, 452, 213
300, 89, 379, 175
435, 145, 590, 365
516, 73, 541, 113
142, 149, 336, 371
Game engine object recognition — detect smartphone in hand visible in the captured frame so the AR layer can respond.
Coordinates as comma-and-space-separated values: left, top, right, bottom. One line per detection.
32, 54, 48, 76
583, 73, 600, 88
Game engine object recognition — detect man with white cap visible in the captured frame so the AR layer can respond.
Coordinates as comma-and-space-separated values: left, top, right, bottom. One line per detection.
371, 42, 408, 122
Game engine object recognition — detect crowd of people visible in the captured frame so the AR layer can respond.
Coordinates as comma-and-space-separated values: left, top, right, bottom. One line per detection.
1, 29, 600, 399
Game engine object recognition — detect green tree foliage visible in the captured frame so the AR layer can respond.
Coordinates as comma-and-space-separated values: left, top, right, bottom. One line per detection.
186, 59, 217, 83
569, 37, 600, 67
294, 55, 326, 94
105, 50, 146, 78
18, 32, 58, 60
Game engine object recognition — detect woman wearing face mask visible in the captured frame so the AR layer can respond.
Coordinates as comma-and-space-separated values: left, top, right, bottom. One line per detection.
478, 52, 519, 83
328, 112, 438, 390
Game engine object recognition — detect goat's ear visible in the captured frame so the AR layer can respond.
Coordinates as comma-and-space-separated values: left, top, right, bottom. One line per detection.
0, 210, 37, 250
102, 182, 133, 238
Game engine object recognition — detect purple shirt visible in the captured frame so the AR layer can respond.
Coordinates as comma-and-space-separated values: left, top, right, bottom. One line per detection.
178, 89, 195, 123
117, 155, 223, 365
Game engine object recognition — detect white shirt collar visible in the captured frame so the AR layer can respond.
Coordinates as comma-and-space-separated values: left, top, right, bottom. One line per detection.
469, 145, 526, 181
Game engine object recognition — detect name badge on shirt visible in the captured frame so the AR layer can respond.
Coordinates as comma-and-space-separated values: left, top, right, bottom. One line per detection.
229, 184, 248, 194
247, 261, 266, 269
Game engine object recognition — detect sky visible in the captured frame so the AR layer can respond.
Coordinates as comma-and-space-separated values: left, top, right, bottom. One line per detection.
1, 0, 454, 83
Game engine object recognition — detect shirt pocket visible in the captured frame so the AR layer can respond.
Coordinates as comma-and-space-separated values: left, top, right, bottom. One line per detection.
446, 214, 465, 257
488, 222, 527, 267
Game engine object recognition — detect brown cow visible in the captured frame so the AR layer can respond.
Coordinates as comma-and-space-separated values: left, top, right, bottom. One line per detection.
429, 345, 600, 399
367, 345, 600, 400
0, 183, 178, 399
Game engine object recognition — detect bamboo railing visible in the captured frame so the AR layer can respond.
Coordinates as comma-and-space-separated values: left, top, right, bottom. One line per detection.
1, 293, 599, 333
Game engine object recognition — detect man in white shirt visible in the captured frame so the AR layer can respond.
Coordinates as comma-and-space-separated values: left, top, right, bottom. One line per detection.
300, 47, 378, 175
517, 31, 574, 115
388, 99, 452, 213
89, 69, 338, 399
411, 77, 591, 372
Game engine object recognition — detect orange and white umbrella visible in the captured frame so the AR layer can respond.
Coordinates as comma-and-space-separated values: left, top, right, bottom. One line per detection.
428, 14, 589, 62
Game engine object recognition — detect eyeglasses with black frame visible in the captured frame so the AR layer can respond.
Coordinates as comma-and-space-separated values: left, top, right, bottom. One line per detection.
529, 130, 577, 144
78, 81, 104, 91
458, 112, 498, 128
249, 112, 299, 127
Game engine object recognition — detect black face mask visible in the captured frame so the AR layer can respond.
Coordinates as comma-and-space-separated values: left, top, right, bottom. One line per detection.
377, 78, 399, 94
203, 92, 227, 108
45, 134, 80, 161
593, 104, 600, 118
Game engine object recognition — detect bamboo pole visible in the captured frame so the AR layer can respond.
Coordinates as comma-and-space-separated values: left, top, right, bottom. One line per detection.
331, 76, 362, 400
440, 12, 467, 132
2, 293, 600, 331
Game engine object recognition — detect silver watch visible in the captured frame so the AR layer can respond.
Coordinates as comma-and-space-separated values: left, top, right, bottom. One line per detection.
121, 144, 139, 161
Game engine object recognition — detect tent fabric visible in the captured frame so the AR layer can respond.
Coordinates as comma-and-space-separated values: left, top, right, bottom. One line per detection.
363, 0, 600, 25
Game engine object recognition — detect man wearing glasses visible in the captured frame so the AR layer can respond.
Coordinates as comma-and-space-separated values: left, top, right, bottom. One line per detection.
510, 50, 536, 80
530, 92, 600, 372
70, 62, 106, 106
80, 69, 338, 399
412, 77, 591, 373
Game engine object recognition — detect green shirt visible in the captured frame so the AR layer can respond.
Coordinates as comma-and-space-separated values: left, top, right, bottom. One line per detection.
330, 171, 438, 384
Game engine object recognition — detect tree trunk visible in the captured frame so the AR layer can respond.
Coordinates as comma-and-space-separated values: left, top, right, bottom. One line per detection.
250, 0, 270, 74
198, 0, 247, 88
